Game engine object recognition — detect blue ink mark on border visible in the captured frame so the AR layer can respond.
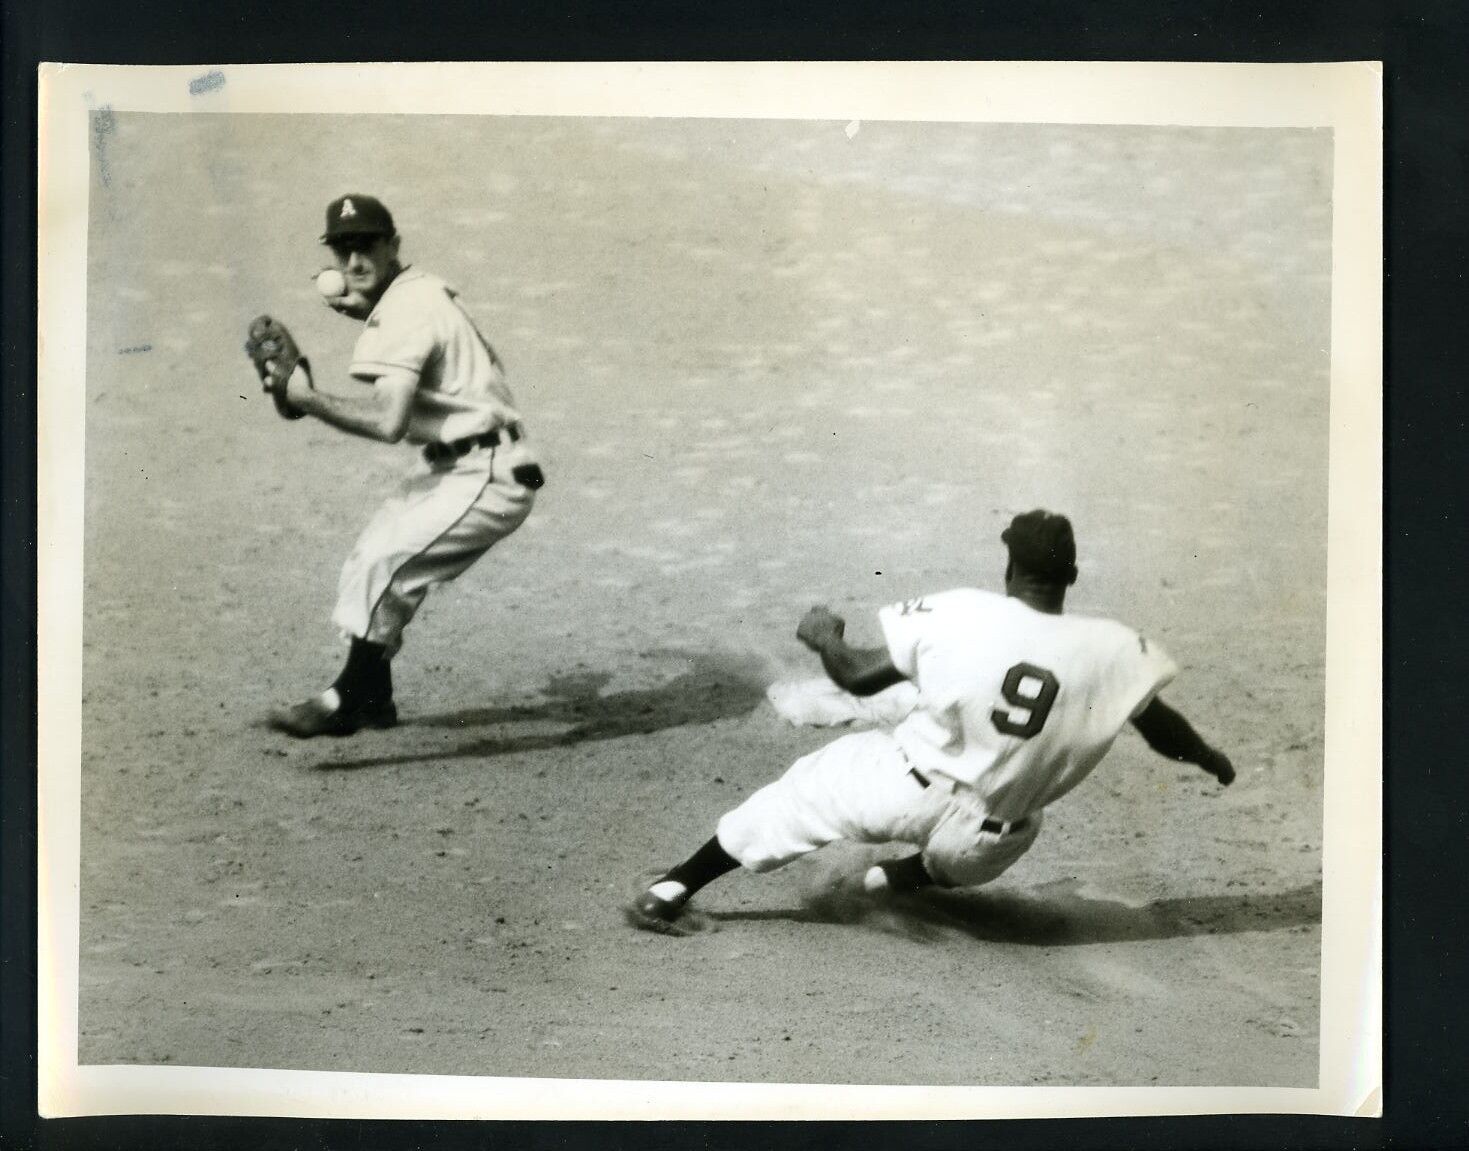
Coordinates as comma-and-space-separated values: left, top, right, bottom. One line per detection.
189, 71, 226, 95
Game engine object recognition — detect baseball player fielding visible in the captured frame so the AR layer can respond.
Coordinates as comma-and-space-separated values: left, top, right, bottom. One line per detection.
244, 194, 546, 738
628, 509, 1235, 933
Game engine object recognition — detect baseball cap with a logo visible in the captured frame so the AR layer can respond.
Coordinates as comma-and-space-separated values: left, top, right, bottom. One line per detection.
321, 194, 396, 242
1001, 509, 1078, 584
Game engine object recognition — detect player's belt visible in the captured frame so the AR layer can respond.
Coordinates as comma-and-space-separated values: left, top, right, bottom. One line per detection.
906, 765, 1029, 836
423, 422, 522, 464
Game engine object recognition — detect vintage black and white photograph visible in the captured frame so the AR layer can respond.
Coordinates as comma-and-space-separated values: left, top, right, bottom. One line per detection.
38, 62, 1380, 1119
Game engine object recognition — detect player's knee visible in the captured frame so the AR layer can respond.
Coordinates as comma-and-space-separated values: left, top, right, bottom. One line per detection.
715, 805, 810, 873
713, 810, 767, 870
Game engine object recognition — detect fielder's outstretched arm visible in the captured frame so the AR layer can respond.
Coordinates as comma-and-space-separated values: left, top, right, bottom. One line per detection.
1131, 697, 1236, 785
796, 606, 908, 697
284, 364, 417, 443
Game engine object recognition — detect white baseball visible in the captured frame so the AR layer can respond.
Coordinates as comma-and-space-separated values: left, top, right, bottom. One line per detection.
315, 269, 348, 298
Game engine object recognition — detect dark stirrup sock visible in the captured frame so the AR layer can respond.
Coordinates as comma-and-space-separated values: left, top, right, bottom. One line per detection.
335, 637, 391, 702
664, 835, 741, 896
372, 650, 393, 702
881, 852, 936, 892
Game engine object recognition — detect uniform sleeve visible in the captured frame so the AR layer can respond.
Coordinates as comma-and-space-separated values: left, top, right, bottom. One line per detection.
878, 592, 955, 680
1120, 631, 1180, 719
350, 291, 437, 379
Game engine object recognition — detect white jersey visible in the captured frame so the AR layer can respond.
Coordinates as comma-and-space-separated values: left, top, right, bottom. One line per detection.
350, 268, 522, 446
878, 588, 1177, 822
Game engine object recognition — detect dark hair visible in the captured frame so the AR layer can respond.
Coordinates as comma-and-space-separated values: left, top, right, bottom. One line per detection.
1001, 509, 1078, 585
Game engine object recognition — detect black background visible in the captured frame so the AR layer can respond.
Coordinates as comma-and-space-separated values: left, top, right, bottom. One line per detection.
3, 2, 1462, 1148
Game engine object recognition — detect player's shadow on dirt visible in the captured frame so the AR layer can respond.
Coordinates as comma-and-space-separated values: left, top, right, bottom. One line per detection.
315, 650, 769, 770
712, 878, 1323, 946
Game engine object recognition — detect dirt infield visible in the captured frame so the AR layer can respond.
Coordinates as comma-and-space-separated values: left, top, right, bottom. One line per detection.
77, 116, 1328, 1087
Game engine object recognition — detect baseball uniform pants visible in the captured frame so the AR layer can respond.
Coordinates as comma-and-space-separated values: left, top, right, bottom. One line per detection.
333, 447, 534, 656
716, 729, 1043, 887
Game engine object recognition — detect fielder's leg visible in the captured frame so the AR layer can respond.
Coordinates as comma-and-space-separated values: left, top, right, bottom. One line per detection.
267, 635, 398, 738
334, 459, 534, 658
273, 455, 533, 738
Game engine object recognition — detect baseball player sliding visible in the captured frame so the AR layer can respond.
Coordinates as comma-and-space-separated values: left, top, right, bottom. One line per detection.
629, 510, 1235, 933
244, 194, 544, 738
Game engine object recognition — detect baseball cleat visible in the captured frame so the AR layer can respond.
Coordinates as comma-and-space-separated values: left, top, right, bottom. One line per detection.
625, 880, 692, 935
267, 688, 398, 739
863, 854, 935, 896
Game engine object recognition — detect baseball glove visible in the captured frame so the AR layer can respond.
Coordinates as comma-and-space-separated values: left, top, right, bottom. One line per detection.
244, 314, 310, 420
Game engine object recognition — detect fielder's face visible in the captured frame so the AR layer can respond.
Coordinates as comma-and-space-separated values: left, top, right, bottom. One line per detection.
324, 233, 400, 318
328, 234, 398, 292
